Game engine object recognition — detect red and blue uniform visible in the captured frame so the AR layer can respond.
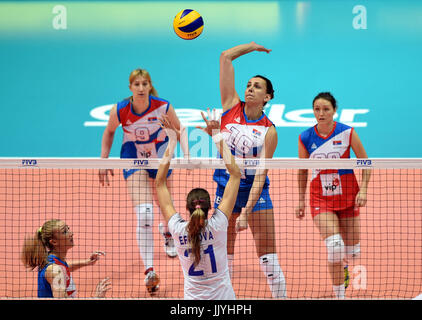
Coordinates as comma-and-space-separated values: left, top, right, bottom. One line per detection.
213, 101, 274, 213
117, 96, 171, 179
38, 254, 76, 298
299, 122, 360, 218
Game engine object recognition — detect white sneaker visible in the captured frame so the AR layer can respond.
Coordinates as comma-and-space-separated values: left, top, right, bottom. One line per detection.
159, 222, 177, 258
144, 269, 160, 294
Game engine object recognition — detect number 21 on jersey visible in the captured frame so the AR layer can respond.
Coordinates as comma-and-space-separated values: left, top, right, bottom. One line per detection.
184, 244, 217, 276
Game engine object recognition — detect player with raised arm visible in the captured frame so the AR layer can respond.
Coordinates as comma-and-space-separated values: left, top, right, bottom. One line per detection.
21, 219, 111, 298
215, 42, 287, 298
155, 111, 241, 299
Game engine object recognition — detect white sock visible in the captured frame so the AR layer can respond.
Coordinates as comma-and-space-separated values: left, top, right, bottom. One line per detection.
227, 254, 234, 279
135, 204, 154, 271
333, 284, 345, 299
259, 253, 287, 298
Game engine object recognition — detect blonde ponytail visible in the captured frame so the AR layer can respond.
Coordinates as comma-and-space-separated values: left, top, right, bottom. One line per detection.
187, 208, 206, 266
21, 219, 63, 270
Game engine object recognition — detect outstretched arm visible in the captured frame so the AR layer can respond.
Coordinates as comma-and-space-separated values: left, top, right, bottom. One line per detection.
220, 42, 271, 112
197, 110, 241, 219
68, 251, 106, 272
155, 115, 178, 223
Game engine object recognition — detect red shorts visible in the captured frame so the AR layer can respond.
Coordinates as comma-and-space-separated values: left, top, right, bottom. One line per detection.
310, 205, 360, 219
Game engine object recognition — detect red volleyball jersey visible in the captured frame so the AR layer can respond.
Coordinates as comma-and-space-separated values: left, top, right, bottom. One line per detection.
299, 122, 359, 211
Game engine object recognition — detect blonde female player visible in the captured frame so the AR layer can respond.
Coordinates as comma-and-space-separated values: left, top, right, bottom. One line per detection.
98, 68, 189, 293
215, 42, 287, 298
295, 92, 371, 299
21, 219, 111, 298
155, 111, 241, 299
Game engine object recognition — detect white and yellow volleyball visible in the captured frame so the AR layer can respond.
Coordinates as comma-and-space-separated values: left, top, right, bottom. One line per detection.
173, 9, 204, 40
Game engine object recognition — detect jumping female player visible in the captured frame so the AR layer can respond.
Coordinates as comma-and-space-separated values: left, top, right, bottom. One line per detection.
98, 68, 189, 293
295, 92, 371, 299
155, 111, 241, 299
21, 219, 111, 298
215, 42, 287, 298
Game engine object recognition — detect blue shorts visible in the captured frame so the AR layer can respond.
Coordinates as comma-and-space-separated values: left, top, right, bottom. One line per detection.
123, 169, 172, 180
214, 184, 273, 214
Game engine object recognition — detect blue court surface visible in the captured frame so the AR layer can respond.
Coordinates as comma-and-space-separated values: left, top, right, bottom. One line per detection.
0, 0, 421, 158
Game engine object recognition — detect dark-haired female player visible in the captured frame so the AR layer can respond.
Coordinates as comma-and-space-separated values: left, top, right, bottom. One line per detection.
295, 92, 371, 299
215, 42, 287, 298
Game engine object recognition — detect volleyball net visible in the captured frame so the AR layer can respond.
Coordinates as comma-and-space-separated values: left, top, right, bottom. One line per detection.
0, 158, 421, 299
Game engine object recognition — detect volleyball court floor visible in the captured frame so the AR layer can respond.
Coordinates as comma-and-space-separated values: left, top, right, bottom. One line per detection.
0, 169, 420, 299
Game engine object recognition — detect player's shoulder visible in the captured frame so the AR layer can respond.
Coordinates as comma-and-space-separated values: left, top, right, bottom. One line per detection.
209, 208, 229, 228
168, 213, 187, 234
299, 125, 316, 142
116, 98, 131, 111
44, 263, 64, 282
149, 95, 171, 113
335, 121, 353, 132
150, 95, 170, 105
262, 112, 275, 128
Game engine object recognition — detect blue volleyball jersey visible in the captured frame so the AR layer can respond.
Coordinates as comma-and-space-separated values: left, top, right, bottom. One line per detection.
213, 101, 274, 189
117, 96, 170, 159
38, 255, 76, 298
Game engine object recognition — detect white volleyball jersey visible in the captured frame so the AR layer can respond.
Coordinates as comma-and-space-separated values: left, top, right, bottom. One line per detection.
168, 208, 236, 300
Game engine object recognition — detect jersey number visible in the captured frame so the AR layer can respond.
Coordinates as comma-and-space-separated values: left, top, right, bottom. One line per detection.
184, 244, 217, 276
312, 152, 341, 159
228, 127, 253, 155
135, 127, 150, 142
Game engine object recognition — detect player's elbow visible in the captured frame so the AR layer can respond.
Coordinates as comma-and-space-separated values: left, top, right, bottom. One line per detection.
220, 50, 232, 64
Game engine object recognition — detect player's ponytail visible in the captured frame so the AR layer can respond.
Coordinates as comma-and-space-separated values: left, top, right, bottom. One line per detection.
187, 208, 206, 266
186, 189, 211, 266
21, 219, 62, 270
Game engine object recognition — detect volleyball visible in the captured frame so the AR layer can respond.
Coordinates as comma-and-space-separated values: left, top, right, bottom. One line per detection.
173, 9, 204, 40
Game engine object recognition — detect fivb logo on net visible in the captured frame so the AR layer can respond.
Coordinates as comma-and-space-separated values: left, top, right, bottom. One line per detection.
21, 159, 38, 166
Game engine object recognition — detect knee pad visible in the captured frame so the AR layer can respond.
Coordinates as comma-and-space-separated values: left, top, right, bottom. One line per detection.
325, 234, 345, 263
136, 203, 154, 227
259, 253, 287, 298
259, 253, 284, 281
345, 243, 361, 260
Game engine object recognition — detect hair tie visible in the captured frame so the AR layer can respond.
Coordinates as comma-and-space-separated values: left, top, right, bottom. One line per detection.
37, 227, 43, 234
195, 205, 201, 209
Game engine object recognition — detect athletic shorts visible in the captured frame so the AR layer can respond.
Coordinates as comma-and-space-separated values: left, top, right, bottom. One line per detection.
310, 205, 360, 219
214, 184, 273, 214
123, 168, 172, 180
